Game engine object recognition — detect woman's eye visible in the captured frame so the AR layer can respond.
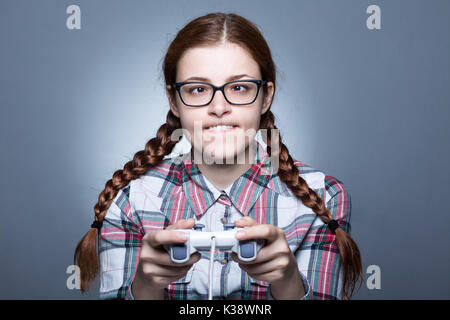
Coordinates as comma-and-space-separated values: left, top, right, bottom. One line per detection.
190, 87, 207, 94
232, 85, 247, 92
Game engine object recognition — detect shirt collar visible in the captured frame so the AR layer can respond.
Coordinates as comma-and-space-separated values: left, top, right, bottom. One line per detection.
180, 140, 276, 219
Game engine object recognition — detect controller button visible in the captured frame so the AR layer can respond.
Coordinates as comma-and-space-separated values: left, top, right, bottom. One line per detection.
172, 245, 187, 260
240, 242, 255, 259
193, 223, 205, 231
220, 217, 228, 224
223, 223, 235, 231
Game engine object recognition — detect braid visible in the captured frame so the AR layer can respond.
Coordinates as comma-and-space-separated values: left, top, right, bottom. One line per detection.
74, 110, 181, 292
261, 110, 363, 299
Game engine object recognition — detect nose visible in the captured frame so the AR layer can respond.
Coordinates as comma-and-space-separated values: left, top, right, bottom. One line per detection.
207, 89, 231, 117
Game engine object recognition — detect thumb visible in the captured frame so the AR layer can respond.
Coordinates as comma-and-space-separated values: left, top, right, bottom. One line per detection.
234, 216, 258, 228
166, 218, 195, 230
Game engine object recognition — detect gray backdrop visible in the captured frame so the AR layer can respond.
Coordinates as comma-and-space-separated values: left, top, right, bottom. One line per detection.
1, 0, 449, 299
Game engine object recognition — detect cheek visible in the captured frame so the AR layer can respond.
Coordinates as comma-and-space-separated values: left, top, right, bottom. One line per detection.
239, 111, 262, 133
179, 111, 205, 134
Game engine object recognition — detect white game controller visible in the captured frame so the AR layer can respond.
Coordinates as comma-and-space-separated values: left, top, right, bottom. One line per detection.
164, 223, 265, 263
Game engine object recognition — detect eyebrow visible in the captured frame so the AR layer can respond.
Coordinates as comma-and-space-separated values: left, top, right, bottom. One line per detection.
182, 74, 256, 82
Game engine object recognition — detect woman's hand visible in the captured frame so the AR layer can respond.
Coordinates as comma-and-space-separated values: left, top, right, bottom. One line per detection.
132, 218, 201, 299
231, 216, 305, 299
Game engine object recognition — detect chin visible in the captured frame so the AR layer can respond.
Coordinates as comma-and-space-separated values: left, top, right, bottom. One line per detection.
200, 143, 250, 165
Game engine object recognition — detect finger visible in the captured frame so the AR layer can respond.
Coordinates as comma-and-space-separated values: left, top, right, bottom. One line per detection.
230, 249, 274, 265
142, 262, 194, 278
142, 246, 202, 267
144, 218, 196, 248
231, 251, 290, 273
166, 218, 196, 230
235, 224, 282, 243
230, 245, 274, 265
234, 216, 258, 228
151, 274, 189, 287
231, 254, 266, 274
231, 255, 288, 284
157, 250, 202, 267
243, 269, 282, 284
143, 229, 189, 248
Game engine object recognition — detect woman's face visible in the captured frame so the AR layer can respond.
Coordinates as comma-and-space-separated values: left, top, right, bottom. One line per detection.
168, 42, 274, 164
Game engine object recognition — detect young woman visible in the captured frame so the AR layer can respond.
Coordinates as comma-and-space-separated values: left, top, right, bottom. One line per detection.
74, 12, 363, 300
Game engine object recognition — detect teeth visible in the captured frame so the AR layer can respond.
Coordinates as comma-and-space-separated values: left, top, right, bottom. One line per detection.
207, 125, 234, 130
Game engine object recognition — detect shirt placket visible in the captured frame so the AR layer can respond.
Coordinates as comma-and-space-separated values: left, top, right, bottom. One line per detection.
214, 191, 233, 298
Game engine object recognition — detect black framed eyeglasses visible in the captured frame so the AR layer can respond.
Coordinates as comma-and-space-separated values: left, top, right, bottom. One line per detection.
172, 79, 266, 107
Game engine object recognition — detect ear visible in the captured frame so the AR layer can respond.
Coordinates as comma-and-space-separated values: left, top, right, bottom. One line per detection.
261, 81, 274, 115
166, 84, 180, 118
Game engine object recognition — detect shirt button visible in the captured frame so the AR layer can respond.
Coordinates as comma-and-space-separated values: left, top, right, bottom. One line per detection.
220, 217, 228, 224
221, 258, 228, 265
219, 194, 228, 200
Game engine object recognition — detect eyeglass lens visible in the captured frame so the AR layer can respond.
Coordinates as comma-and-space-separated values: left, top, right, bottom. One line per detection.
179, 81, 259, 106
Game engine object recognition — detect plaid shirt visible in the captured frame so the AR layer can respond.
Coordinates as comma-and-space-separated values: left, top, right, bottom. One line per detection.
98, 139, 351, 300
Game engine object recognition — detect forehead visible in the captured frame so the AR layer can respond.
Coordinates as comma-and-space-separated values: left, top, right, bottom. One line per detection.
176, 42, 261, 83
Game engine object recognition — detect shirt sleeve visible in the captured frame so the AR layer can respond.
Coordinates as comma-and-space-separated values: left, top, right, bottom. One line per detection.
97, 185, 144, 300
295, 175, 352, 300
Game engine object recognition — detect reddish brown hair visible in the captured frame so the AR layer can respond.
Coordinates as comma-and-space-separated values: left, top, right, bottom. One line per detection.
74, 12, 363, 299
